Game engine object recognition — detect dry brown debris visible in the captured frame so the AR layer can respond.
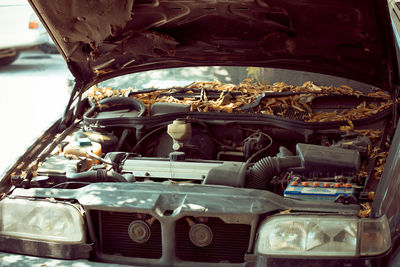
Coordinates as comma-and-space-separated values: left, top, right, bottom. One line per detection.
280, 209, 292, 214
308, 100, 392, 122
355, 140, 389, 182
88, 80, 392, 122
359, 202, 371, 218
369, 147, 389, 180
88, 85, 131, 101
353, 129, 382, 141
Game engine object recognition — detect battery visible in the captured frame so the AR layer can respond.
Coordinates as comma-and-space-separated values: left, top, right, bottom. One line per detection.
284, 181, 355, 201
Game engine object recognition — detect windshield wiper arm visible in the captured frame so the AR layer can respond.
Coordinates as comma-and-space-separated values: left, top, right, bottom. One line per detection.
126, 86, 197, 96
127, 87, 242, 99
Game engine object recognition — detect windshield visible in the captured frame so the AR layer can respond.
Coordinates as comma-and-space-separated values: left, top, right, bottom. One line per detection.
98, 66, 375, 92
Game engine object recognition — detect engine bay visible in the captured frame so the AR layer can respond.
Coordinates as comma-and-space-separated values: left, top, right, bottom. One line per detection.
13, 79, 393, 209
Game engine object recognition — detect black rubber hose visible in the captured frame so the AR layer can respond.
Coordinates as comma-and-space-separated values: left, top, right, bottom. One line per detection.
246, 157, 279, 189
104, 170, 128, 182
99, 97, 146, 117
66, 169, 127, 182
246, 156, 300, 189
84, 96, 146, 123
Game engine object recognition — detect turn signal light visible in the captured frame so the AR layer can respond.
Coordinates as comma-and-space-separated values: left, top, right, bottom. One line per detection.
29, 21, 39, 29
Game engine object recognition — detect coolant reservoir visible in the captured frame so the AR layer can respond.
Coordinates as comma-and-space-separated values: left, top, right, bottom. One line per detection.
167, 119, 192, 142
167, 119, 192, 150
63, 138, 102, 169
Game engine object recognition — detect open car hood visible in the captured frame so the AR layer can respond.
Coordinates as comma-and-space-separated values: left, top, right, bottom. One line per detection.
29, 0, 397, 91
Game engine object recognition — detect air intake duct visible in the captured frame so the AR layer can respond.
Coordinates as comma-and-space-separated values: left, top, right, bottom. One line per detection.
245, 143, 361, 189
246, 156, 300, 189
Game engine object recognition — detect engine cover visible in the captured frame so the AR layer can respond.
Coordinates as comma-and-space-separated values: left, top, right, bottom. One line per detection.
119, 157, 245, 187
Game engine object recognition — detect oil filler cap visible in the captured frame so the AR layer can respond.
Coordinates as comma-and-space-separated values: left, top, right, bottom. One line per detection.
189, 223, 213, 247
128, 220, 151, 243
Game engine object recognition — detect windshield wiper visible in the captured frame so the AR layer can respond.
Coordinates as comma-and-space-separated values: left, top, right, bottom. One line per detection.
126, 87, 196, 96
127, 87, 243, 100
159, 90, 242, 100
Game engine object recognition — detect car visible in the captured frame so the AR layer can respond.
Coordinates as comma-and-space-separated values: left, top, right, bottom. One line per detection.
0, 0, 399, 266
0, 0, 49, 66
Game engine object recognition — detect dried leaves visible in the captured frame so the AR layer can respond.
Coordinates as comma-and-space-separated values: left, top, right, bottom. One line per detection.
88, 85, 131, 100
88, 80, 392, 123
353, 129, 382, 141
369, 147, 389, 180
308, 100, 393, 122
280, 209, 292, 214
359, 202, 371, 218
340, 120, 382, 142
356, 144, 388, 185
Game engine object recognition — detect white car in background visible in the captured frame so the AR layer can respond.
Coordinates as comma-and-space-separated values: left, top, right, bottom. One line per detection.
0, 0, 49, 66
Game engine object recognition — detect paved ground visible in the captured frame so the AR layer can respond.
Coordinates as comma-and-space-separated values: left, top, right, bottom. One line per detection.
0, 49, 70, 174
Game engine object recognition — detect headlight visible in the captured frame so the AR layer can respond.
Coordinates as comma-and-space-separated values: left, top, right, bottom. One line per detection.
255, 215, 390, 257
0, 197, 85, 244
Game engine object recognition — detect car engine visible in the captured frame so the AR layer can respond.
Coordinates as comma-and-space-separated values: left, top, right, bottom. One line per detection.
10, 80, 392, 208
26, 102, 385, 205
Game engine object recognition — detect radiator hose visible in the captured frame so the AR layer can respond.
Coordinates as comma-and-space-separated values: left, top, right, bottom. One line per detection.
66, 168, 130, 182
246, 156, 300, 189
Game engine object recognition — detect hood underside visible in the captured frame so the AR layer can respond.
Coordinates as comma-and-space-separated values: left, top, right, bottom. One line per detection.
29, 0, 397, 90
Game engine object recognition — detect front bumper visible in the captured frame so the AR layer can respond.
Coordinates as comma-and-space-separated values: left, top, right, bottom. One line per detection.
5, 183, 363, 266
251, 255, 383, 267
0, 252, 384, 267
0, 252, 133, 267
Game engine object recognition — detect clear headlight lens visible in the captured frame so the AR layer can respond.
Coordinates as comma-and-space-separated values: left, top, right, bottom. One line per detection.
256, 215, 390, 257
360, 216, 391, 256
0, 197, 85, 244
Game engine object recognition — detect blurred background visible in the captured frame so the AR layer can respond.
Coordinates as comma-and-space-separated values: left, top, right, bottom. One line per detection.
0, 0, 70, 174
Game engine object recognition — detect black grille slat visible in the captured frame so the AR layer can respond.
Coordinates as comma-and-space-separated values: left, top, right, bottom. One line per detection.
176, 217, 251, 263
91, 211, 252, 263
94, 211, 162, 259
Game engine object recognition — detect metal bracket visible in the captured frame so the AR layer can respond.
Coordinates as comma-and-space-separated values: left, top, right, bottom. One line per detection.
59, 79, 84, 132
